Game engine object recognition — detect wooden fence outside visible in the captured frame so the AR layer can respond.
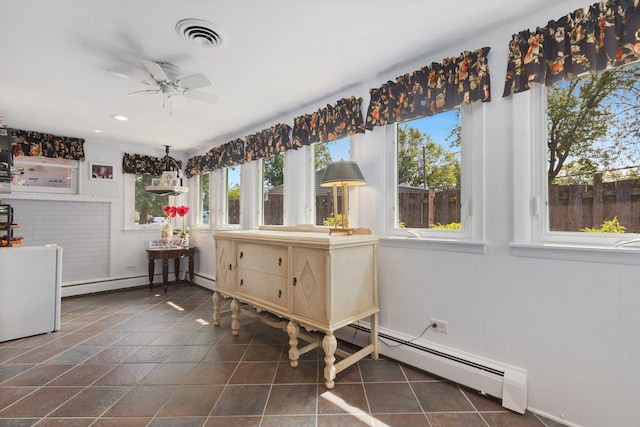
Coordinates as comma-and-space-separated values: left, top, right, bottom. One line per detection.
238, 174, 640, 232
549, 172, 640, 233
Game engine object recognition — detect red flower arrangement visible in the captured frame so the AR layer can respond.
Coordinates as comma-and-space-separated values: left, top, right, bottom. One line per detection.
163, 205, 189, 234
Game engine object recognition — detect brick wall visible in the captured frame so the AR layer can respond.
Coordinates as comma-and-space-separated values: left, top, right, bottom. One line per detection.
7, 199, 110, 283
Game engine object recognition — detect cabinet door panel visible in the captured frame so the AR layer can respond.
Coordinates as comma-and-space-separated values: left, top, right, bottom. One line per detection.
291, 247, 327, 323
236, 268, 288, 309
215, 239, 236, 292
237, 242, 288, 276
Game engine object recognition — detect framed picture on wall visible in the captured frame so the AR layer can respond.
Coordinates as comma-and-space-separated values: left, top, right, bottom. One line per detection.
90, 162, 115, 181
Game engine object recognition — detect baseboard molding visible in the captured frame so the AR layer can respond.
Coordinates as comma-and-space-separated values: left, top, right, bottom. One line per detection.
194, 273, 215, 291
61, 275, 149, 297
336, 323, 528, 414
61, 273, 216, 297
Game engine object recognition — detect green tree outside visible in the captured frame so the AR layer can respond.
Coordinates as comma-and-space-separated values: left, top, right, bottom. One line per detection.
547, 63, 640, 183
135, 174, 168, 224
397, 124, 460, 189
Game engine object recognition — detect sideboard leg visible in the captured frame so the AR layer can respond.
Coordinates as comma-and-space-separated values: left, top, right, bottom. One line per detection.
212, 292, 221, 326
371, 312, 379, 359
287, 320, 300, 368
322, 331, 337, 389
230, 298, 240, 336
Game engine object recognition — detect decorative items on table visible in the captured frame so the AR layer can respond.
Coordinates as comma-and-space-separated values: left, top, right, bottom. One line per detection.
162, 205, 190, 248
160, 221, 174, 248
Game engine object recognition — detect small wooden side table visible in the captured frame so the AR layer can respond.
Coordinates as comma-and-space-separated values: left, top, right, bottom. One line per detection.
146, 247, 196, 293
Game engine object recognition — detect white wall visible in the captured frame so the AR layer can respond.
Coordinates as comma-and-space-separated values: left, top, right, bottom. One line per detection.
3, 1, 637, 425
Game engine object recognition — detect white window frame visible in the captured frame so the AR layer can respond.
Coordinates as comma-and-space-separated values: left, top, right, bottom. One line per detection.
123, 173, 164, 231
213, 166, 243, 229
511, 84, 640, 262
11, 156, 79, 195
384, 103, 485, 249
261, 154, 285, 227
190, 172, 212, 230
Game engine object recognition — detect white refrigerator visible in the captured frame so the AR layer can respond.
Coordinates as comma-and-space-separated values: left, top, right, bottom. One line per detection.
0, 244, 62, 342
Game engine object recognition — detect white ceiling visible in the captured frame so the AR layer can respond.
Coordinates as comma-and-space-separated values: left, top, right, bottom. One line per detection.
1, 0, 550, 154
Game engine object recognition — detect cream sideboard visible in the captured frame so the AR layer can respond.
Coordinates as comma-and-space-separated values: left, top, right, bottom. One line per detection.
212, 227, 378, 388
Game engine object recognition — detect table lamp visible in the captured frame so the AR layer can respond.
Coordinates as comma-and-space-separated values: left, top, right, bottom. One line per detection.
320, 160, 366, 235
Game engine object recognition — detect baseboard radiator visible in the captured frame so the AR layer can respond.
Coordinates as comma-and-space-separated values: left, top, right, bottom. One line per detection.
338, 323, 528, 414
61, 273, 215, 297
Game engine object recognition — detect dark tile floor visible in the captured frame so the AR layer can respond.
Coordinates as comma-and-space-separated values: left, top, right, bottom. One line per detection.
0, 284, 561, 427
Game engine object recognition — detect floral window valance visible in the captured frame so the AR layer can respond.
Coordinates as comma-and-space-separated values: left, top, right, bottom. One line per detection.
245, 123, 292, 162
292, 96, 365, 147
211, 138, 246, 169
365, 47, 491, 129
185, 124, 292, 176
11, 129, 85, 160
184, 154, 208, 178
503, 0, 640, 96
122, 153, 182, 175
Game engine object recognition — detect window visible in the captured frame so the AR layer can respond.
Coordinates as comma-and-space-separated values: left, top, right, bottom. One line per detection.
263, 153, 284, 225
12, 156, 78, 194
544, 62, 640, 237
514, 61, 640, 247
395, 110, 461, 231
134, 174, 168, 225
196, 172, 210, 227
314, 137, 350, 226
226, 166, 240, 225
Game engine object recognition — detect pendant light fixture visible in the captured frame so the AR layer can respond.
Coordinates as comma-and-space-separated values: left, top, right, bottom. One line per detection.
145, 145, 189, 196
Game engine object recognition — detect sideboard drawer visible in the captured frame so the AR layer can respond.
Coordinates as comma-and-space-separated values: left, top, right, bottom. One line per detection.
236, 268, 288, 309
237, 242, 288, 276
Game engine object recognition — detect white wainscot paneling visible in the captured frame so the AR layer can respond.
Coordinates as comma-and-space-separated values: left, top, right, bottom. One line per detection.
527, 259, 566, 419
479, 256, 530, 366
378, 246, 483, 350
619, 265, 640, 426
564, 262, 621, 427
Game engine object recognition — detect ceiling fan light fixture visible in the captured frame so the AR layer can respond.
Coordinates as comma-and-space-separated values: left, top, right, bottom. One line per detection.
175, 19, 224, 48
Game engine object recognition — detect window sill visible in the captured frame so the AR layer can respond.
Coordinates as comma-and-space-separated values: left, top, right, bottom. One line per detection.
123, 225, 162, 233
379, 236, 487, 254
190, 226, 212, 233
3, 192, 113, 203
510, 242, 640, 266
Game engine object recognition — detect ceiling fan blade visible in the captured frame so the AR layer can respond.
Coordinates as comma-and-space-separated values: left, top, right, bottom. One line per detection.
127, 89, 160, 96
139, 59, 168, 82
108, 69, 154, 85
183, 90, 218, 104
177, 73, 211, 90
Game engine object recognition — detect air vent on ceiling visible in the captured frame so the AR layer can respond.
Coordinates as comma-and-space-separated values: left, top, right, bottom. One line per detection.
176, 19, 224, 48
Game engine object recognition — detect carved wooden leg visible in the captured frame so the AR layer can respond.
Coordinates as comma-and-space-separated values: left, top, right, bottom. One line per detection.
212, 292, 221, 326
371, 312, 379, 359
230, 298, 240, 336
147, 258, 154, 290
188, 253, 195, 286
287, 320, 300, 368
161, 259, 169, 293
173, 258, 180, 283
322, 331, 337, 389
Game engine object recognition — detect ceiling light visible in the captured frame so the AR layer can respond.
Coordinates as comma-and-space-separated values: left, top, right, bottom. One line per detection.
111, 115, 128, 121
93, 129, 101, 133
176, 19, 224, 48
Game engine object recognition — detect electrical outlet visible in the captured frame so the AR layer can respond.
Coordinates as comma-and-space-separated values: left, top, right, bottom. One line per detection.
126, 265, 135, 271
430, 318, 448, 333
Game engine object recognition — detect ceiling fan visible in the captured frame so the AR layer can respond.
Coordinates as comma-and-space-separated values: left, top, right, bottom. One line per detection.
111, 59, 218, 112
